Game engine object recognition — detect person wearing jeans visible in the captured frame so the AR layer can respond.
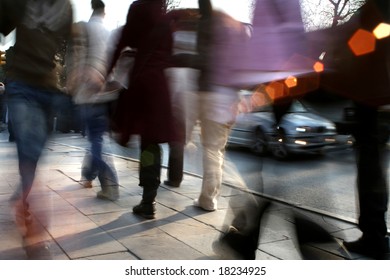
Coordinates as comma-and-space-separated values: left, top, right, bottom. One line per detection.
4, 1, 73, 251
7, 81, 68, 202
67, 0, 119, 200
80, 102, 119, 200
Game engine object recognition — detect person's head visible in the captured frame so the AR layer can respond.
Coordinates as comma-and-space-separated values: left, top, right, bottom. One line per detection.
91, 0, 105, 16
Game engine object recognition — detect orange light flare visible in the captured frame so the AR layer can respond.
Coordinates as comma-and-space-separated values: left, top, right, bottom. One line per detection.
313, 61, 324, 73
348, 29, 376, 56
265, 81, 285, 100
284, 76, 298, 88
373, 22, 390, 39
238, 99, 249, 113
251, 90, 267, 107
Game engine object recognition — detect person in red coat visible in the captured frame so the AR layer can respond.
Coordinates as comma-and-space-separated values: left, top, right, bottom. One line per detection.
107, 0, 175, 219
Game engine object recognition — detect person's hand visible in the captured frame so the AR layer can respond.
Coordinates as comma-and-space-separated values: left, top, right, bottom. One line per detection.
84, 67, 105, 94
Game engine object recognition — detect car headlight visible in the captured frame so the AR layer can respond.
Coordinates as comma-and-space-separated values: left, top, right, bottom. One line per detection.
326, 124, 336, 132
295, 126, 312, 132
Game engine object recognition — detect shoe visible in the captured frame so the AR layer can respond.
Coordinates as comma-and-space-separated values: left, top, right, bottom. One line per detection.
213, 200, 271, 260
97, 188, 119, 201
162, 180, 180, 188
23, 240, 52, 260
80, 179, 93, 188
343, 237, 389, 259
133, 201, 156, 219
10, 199, 32, 237
193, 198, 217, 211
213, 226, 256, 260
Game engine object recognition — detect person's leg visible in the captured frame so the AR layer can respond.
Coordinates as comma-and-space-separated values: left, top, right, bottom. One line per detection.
344, 103, 389, 259
165, 141, 184, 187
164, 68, 186, 187
133, 140, 162, 218
195, 119, 230, 211
6, 81, 53, 237
80, 104, 98, 184
84, 103, 119, 200
7, 82, 50, 202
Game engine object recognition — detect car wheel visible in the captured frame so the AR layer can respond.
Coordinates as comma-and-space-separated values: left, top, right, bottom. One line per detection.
251, 127, 267, 155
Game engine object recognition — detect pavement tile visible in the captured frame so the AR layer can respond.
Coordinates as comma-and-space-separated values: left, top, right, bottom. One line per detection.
49, 222, 127, 259
64, 196, 124, 216
259, 239, 302, 260
120, 229, 207, 260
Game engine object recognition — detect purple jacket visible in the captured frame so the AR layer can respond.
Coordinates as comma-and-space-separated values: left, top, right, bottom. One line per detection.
232, 0, 315, 87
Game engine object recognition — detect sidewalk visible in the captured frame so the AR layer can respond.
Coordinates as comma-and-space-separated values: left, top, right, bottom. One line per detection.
0, 132, 387, 260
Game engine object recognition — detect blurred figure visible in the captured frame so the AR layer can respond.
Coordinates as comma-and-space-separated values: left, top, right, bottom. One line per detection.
106, 0, 174, 219
189, 0, 249, 211
162, 72, 186, 188
163, 10, 200, 188
171, 0, 250, 211
213, 0, 317, 259
3, 0, 73, 258
344, 103, 389, 259
67, 0, 119, 201
305, 0, 390, 259
330, 0, 389, 259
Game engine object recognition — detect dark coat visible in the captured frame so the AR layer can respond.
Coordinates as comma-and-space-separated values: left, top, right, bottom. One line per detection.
108, 0, 174, 145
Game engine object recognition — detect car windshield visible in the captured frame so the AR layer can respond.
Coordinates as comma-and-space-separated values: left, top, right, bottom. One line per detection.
238, 86, 309, 114
287, 101, 308, 113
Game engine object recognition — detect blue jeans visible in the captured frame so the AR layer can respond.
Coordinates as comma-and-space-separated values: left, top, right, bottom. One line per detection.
6, 80, 66, 201
80, 103, 118, 189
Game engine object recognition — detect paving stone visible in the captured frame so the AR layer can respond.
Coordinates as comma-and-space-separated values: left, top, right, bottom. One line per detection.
49, 222, 127, 259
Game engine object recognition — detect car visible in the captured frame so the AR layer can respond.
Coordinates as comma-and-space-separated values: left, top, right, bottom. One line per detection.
227, 86, 338, 159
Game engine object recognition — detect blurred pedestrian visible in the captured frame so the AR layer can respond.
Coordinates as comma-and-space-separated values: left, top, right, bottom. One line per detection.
190, 0, 249, 211
169, 0, 250, 211
163, 10, 200, 188
212, 0, 317, 259
3, 0, 73, 257
106, 0, 175, 219
67, 0, 119, 201
322, 0, 390, 259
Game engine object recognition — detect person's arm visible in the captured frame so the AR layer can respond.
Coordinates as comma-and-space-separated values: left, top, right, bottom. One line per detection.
106, 3, 139, 77
106, 29, 128, 77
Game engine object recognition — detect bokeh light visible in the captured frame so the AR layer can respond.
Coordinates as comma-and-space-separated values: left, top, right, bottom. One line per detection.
348, 29, 376, 56
265, 81, 285, 100
373, 22, 390, 39
284, 76, 298, 88
313, 61, 324, 73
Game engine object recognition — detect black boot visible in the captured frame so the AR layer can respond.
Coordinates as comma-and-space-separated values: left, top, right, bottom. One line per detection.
133, 201, 156, 219
343, 236, 389, 260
